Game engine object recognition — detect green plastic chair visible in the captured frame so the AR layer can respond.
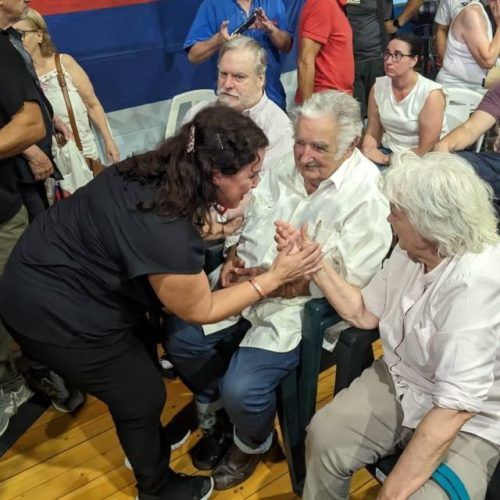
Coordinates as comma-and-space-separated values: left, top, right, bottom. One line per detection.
277, 298, 379, 495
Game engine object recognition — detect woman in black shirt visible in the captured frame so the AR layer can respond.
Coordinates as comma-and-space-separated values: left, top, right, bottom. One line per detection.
0, 105, 321, 500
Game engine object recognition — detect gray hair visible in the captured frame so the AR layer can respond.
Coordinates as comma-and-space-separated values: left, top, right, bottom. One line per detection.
218, 36, 267, 79
382, 152, 499, 257
293, 91, 363, 159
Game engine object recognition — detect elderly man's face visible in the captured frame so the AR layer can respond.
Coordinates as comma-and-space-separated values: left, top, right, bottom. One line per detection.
294, 115, 345, 194
217, 49, 264, 112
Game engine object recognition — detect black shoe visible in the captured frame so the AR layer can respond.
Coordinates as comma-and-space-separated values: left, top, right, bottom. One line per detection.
137, 474, 213, 500
25, 367, 85, 413
191, 424, 233, 470
212, 432, 284, 490
190, 409, 232, 470
164, 401, 198, 450
212, 444, 263, 490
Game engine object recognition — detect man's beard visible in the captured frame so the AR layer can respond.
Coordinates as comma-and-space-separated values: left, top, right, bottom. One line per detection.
218, 92, 255, 111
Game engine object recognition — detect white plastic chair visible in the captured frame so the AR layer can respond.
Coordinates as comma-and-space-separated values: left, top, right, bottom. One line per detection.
444, 86, 487, 152
164, 89, 216, 139
280, 69, 297, 113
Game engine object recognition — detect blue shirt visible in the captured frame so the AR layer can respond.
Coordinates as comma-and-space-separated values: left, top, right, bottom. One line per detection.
184, 0, 291, 109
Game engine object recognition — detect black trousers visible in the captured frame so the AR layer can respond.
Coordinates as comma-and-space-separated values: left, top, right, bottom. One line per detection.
19, 182, 49, 222
353, 58, 385, 119
5, 320, 172, 495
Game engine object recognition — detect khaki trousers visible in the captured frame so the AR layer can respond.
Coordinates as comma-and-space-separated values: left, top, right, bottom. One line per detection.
303, 359, 500, 500
0, 206, 28, 389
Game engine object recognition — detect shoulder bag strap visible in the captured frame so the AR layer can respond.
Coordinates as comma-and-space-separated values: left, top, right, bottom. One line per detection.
55, 53, 84, 152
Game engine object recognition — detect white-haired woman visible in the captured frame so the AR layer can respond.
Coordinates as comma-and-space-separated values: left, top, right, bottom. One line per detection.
15, 8, 119, 164
276, 152, 500, 499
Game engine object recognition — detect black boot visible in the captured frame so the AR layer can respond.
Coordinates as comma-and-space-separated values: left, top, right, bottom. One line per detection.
190, 408, 232, 470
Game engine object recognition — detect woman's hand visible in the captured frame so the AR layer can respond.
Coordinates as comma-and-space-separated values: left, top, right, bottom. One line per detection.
364, 147, 390, 166
275, 221, 314, 252
105, 139, 120, 164
268, 238, 323, 285
220, 246, 245, 287
53, 115, 73, 141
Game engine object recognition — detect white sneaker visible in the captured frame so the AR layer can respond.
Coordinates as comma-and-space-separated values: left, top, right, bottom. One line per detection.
0, 383, 34, 437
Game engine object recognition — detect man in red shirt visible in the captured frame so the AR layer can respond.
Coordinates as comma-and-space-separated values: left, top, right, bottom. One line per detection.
296, 0, 354, 103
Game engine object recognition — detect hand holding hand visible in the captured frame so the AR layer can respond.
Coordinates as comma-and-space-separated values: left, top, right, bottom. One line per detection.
275, 221, 315, 252
269, 238, 323, 285
220, 247, 246, 287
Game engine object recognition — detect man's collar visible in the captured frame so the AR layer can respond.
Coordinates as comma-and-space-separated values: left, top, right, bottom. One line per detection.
242, 92, 267, 118
325, 151, 354, 190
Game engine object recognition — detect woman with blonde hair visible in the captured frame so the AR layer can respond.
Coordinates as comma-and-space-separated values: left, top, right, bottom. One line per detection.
15, 8, 120, 164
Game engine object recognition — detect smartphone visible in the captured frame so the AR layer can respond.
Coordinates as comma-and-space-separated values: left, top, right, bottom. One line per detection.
231, 13, 257, 36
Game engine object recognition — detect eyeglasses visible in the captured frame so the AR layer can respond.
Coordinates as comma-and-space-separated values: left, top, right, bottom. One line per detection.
16, 29, 39, 40
382, 50, 414, 62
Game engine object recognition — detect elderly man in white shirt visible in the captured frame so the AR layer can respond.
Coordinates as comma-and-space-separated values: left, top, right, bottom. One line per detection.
184, 35, 293, 178
164, 90, 392, 491
289, 152, 500, 499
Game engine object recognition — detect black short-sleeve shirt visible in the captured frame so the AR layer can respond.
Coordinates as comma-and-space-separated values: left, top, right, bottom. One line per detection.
0, 31, 44, 222
0, 166, 205, 346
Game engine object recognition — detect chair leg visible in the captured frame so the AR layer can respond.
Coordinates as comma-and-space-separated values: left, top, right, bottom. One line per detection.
277, 370, 305, 496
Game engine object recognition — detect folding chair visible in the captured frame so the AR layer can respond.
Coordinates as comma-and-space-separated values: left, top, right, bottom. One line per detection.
444, 86, 487, 152
164, 89, 215, 138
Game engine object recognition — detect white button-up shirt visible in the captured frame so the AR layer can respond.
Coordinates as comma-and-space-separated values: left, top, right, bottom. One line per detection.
184, 92, 294, 174
204, 149, 392, 352
362, 243, 500, 445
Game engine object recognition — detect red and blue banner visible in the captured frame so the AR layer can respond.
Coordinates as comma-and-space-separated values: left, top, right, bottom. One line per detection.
31, 0, 302, 113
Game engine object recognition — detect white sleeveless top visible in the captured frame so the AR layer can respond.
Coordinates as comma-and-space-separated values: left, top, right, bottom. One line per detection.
39, 59, 99, 160
374, 74, 448, 152
437, 1, 495, 88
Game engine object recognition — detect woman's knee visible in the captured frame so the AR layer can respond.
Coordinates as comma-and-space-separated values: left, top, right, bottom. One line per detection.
306, 401, 352, 457
163, 319, 207, 358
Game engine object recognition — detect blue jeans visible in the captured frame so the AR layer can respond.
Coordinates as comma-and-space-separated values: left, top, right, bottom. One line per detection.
164, 317, 300, 452
457, 151, 500, 200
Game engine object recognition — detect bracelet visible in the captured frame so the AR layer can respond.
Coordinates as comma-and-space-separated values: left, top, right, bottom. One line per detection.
249, 277, 267, 299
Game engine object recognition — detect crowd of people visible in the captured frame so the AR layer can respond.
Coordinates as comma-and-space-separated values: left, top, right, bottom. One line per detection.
1, 1, 500, 500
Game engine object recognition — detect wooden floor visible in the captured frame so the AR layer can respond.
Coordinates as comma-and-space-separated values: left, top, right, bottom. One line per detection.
0, 342, 383, 500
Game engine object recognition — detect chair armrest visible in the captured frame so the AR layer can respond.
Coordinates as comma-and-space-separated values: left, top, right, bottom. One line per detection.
334, 327, 379, 395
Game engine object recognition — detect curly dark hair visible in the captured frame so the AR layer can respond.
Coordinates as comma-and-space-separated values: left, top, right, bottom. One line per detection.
117, 104, 269, 228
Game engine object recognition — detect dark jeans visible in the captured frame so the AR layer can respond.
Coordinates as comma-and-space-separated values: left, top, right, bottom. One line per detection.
4, 319, 172, 496
354, 58, 385, 118
164, 318, 300, 451
457, 151, 500, 200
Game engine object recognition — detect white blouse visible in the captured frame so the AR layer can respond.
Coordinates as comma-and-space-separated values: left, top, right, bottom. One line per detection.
362, 243, 500, 446
39, 61, 99, 160
374, 74, 447, 152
